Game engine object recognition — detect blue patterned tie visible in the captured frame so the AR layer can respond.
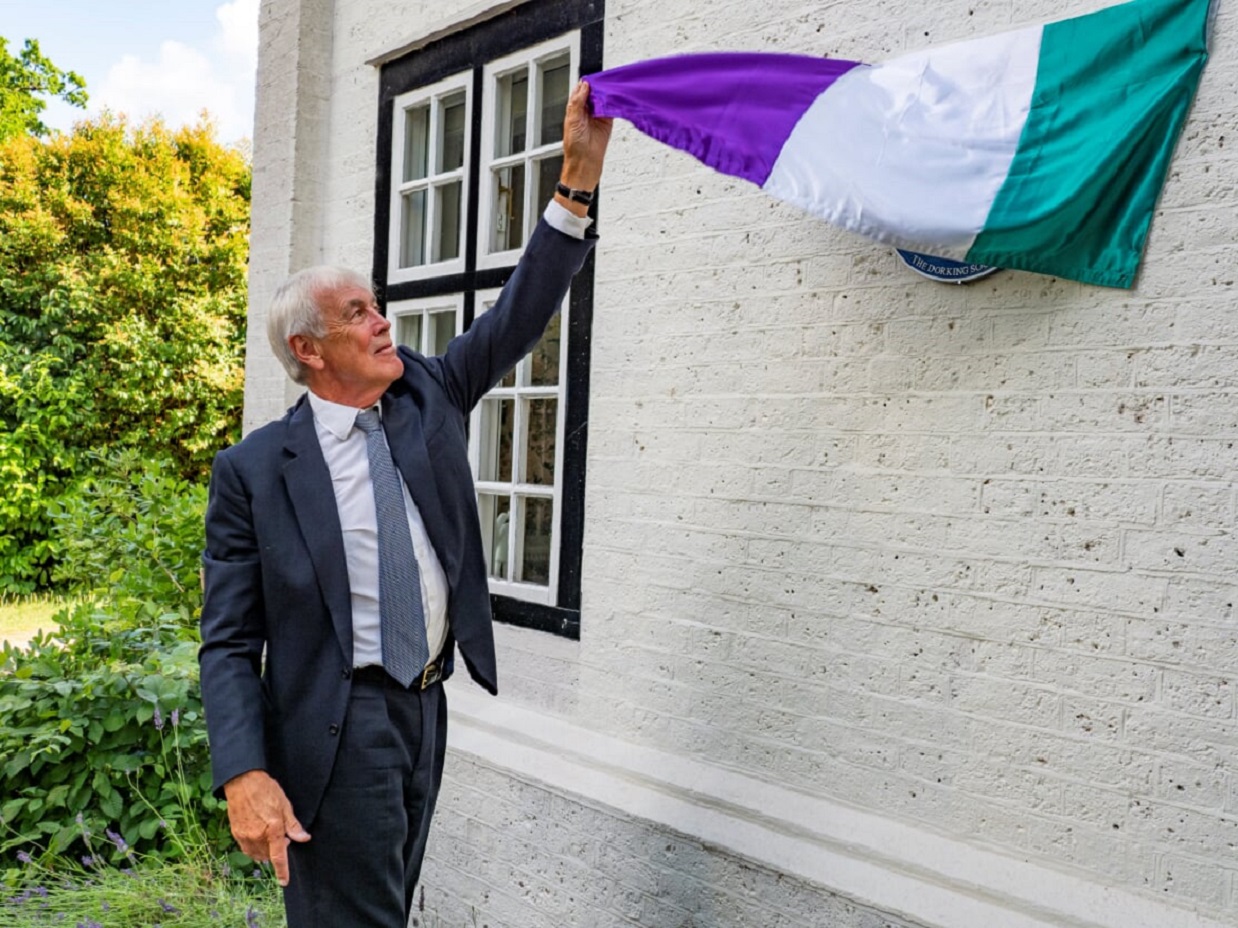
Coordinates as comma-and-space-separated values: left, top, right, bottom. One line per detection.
354, 408, 427, 687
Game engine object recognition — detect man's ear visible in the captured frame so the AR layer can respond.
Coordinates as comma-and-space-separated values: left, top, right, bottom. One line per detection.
290, 333, 325, 372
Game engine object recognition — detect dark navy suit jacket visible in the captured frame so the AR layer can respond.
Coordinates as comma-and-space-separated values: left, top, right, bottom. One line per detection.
199, 219, 595, 826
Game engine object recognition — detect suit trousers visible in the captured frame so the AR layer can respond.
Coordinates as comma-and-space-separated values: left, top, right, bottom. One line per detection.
282, 671, 447, 928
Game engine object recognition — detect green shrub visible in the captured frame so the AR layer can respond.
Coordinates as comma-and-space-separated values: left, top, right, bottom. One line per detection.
0, 454, 230, 867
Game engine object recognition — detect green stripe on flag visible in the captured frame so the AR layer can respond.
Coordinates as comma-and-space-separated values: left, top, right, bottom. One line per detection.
966, 0, 1212, 288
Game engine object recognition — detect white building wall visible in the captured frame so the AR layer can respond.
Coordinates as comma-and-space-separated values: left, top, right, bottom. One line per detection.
247, 0, 1238, 924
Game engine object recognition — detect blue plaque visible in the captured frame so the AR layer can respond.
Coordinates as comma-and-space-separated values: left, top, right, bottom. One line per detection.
896, 249, 999, 284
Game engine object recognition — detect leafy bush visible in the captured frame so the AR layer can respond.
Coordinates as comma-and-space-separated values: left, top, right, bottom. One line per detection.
0, 113, 248, 588
0, 455, 230, 867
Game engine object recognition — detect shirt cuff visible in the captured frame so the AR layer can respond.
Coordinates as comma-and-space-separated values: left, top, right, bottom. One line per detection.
543, 199, 593, 240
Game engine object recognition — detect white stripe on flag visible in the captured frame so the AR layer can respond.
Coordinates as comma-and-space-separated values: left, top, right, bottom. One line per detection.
764, 25, 1043, 258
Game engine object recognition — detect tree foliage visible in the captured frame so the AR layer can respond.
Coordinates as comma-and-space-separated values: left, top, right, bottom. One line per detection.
0, 37, 87, 141
0, 115, 250, 588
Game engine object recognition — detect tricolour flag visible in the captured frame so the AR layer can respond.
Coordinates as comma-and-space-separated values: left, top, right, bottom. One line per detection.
586, 0, 1214, 288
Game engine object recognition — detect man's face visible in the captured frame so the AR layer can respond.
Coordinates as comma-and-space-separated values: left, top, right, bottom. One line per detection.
302, 283, 404, 404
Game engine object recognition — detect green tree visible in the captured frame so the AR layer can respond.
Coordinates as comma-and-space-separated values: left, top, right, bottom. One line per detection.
0, 114, 250, 588
0, 37, 87, 141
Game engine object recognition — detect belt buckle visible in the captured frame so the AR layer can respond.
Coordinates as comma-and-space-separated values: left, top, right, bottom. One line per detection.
419, 660, 441, 690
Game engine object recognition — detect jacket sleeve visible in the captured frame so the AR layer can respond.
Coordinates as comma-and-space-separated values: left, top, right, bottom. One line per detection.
437, 217, 595, 414
198, 450, 270, 796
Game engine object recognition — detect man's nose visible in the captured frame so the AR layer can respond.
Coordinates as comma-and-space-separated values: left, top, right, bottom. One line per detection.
370, 306, 390, 332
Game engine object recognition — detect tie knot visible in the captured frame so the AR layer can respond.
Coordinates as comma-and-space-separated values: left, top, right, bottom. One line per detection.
354, 408, 381, 434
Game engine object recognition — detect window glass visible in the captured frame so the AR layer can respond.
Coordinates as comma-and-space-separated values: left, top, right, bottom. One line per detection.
496, 69, 529, 157
491, 164, 526, 252
403, 104, 429, 181
400, 190, 427, 268
395, 313, 423, 351
434, 182, 462, 262
439, 92, 467, 171
479, 397, 515, 482
539, 60, 571, 147
523, 398, 557, 485
430, 310, 455, 356
479, 494, 512, 579
517, 496, 554, 585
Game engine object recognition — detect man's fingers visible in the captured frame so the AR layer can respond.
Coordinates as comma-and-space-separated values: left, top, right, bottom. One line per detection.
285, 813, 311, 842
270, 835, 292, 887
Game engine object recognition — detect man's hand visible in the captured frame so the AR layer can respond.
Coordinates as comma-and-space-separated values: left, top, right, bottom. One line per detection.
222, 769, 311, 887
556, 80, 613, 216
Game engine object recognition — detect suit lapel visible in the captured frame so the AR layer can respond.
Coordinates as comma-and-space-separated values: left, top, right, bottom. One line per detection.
381, 392, 459, 582
282, 398, 354, 662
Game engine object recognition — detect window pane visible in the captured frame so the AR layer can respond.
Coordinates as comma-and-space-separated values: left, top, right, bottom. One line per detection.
490, 164, 525, 252
433, 181, 462, 262
496, 70, 529, 157
479, 494, 512, 580
479, 397, 514, 482
399, 189, 427, 267
530, 313, 561, 386
395, 313, 423, 351
439, 92, 466, 172
403, 105, 429, 181
535, 154, 563, 222
517, 496, 553, 585
430, 309, 455, 356
539, 60, 571, 147
522, 398, 557, 486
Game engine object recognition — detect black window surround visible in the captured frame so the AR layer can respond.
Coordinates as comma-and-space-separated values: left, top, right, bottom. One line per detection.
373, 0, 605, 639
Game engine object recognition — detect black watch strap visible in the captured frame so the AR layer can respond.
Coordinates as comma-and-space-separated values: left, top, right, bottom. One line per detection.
555, 182, 594, 205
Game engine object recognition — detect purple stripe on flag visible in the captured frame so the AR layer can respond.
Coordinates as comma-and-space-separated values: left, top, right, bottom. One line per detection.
586, 52, 862, 186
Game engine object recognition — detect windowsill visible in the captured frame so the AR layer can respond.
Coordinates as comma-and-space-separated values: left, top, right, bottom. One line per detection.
444, 679, 1232, 928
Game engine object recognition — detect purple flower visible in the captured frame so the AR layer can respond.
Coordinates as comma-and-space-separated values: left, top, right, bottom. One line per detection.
171, 708, 180, 727
246, 904, 261, 927
158, 899, 179, 914
106, 828, 128, 852
16, 850, 31, 864
80, 855, 94, 868
153, 706, 164, 730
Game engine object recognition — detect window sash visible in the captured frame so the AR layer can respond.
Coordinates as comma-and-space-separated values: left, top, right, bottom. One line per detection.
477, 34, 580, 271
469, 286, 570, 605
388, 72, 472, 284
388, 294, 465, 357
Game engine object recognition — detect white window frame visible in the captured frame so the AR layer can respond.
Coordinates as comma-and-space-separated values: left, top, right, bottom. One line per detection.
469, 286, 570, 605
388, 294, 465, 356
476, 34, 580, 271
387, 71, 472, 285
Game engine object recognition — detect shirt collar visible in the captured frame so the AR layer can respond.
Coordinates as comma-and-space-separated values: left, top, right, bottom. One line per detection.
307, 390, 380, 441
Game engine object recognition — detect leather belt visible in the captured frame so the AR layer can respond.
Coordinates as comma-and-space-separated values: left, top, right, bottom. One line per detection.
352, 657, 442, 691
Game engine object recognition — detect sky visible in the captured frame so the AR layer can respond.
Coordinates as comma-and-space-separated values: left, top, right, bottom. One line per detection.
0, 0, 258, 145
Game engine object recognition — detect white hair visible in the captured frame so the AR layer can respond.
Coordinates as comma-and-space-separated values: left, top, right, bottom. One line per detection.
267, 265, 375, 384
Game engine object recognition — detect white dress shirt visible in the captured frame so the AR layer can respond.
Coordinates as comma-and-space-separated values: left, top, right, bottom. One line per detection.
305, 202, 586, 671
307, 391, 449, 670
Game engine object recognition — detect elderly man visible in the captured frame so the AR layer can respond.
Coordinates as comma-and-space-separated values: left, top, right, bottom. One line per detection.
199, 81, 612, 927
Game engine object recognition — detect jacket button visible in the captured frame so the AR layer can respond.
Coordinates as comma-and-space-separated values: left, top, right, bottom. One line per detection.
342, 668, 352, 679
329, 724, 339, 736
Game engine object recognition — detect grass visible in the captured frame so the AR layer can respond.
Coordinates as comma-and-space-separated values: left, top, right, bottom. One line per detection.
0, 852, 285, 927
0, 594, 68, 648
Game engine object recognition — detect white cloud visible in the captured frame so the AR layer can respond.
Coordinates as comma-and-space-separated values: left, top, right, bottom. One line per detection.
216, 0, 259, 67
90, 1, 258, 143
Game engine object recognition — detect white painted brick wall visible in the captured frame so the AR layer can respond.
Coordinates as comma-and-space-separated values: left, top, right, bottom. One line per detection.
249, 0, 1238, 923
581, 0, 1238, 919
